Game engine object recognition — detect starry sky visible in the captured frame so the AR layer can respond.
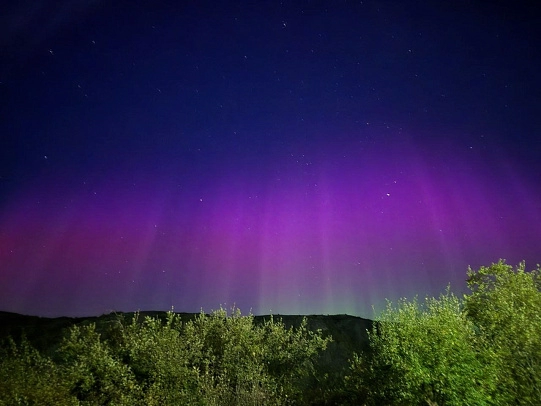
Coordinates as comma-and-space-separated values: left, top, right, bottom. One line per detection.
1, 1, 540, 318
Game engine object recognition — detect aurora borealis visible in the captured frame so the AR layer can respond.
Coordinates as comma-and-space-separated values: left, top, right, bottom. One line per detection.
1, 1, 540, 317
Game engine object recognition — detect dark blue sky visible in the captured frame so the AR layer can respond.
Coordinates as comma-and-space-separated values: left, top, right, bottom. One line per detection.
1, 1, 540, 317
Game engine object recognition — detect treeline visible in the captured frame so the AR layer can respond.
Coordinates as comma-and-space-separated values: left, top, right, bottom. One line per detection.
1, 260, 540, 405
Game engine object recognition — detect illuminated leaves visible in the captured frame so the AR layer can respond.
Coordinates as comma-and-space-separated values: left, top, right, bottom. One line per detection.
348, 260, 541, 405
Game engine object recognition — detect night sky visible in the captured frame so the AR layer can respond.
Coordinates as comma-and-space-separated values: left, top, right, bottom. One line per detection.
1, 1, 540, 318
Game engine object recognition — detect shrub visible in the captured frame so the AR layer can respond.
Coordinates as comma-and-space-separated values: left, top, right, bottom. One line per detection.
1, 307, 330, 405
465, 260, 541, 405
57, 323, 144, 405
348, 289, 494, 405
347, 260, 541, 406
0, 337, 77, 405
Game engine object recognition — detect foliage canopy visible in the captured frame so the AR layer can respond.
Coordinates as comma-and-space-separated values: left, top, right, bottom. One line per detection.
1, 260, 540, 405
347, 260, 541, 405
0, 307, 330, 405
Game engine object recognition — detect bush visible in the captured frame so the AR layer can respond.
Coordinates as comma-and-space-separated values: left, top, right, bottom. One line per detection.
348, 289, 494, 405
1, 307, 330, 405
465, 260, 541, 405
58, 323, 143, 405
118, 307, 331, 405
2, 260, 538, 405
0, 337, 77, 405
347, 260, 541, 406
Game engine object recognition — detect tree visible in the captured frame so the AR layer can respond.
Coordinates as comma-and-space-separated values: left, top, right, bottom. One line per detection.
464, 260, 541, 405
1, 307, 330, 405
0, 337, 77, 406
58, 323, 144, 405
348, 289, 494, 405
347, 260, 541, 405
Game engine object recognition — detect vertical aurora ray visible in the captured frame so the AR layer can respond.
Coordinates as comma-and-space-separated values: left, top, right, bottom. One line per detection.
0, 133, 540, 317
